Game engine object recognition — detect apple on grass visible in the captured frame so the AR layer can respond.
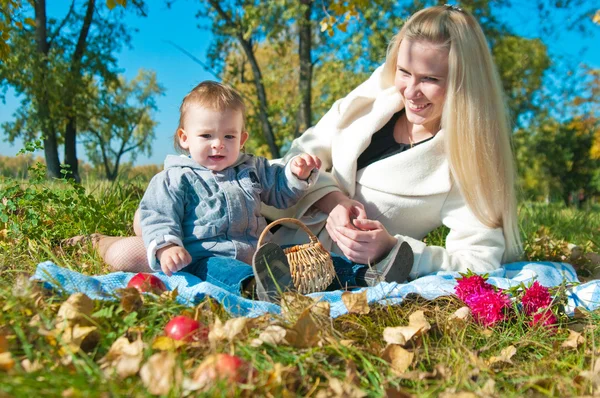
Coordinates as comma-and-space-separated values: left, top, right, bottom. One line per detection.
127, 273, 167, 294
164, 315, 209, 342
192, 353, 253, 386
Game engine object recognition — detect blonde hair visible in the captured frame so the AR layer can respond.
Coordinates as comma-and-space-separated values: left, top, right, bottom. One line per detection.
174, 81, 246, 152
383, 6, 522, 262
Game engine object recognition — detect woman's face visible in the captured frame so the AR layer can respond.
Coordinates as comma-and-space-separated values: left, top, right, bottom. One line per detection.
395, 39, 449, 133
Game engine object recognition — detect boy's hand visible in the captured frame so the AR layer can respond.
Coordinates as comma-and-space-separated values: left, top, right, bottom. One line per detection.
291, 153, 321, 180
156, 244, 192, 277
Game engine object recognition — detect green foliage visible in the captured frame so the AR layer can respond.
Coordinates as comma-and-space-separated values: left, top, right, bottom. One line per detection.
80, 69, 164, 180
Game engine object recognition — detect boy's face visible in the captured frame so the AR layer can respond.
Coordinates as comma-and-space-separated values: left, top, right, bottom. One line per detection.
178, 105, 248, 171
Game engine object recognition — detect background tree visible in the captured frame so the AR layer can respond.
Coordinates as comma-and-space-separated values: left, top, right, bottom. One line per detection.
0, 0, 146, 180
80, 70, 164, 181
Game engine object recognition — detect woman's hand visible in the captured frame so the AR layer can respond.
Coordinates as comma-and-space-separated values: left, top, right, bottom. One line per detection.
325, 198, 367, 244
157, 244, 192, 276
334, 219, 398, 265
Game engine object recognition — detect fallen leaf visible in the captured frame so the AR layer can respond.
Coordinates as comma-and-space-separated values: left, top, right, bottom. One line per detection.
448, 306, 471, 325
439, 392, 478, 398
208, 317, 250, 343
250, 325, 288, 347
160, 287, 179, 302
578, 357, 600, 388
341, 290, 370, 314
21, 358, 43, 373
285, 308, 322, 348
119, 288, 143, 313
316, 377, 367, 398
140, 352, 182, 396
56, 293, 95, 327
311, 300, 331, 318
487, 345, 516, 366
280, 292, 315, 321
151, 336, 186, 351
383, 310, 431, 347
0, 352, 15, 371
562, 330, 584, 349
382, 344, 414, 375
384, 387, 413, 397
53, 325, 99, 355
99, 335, 146, 379
479, 379, 496, 396
0, 335, 7, 353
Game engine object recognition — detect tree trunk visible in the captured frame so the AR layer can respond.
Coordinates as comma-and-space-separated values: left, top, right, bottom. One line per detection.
207, 0, 280, 158
64, 0, 95, 182
297, 0, 312, 137
35, 0, 61, 178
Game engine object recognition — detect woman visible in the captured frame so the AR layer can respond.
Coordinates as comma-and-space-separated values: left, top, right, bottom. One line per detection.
89, 5, 522, 293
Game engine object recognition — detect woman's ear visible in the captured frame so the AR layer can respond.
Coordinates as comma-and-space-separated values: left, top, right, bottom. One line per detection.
177, 128, 190, 150
240, 131, 249, 148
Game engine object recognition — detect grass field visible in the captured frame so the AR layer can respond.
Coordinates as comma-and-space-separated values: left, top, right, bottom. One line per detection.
1, 176, 599, 397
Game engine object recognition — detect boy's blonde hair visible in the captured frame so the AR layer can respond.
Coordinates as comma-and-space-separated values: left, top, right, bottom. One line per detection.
382, 5, 523, 262
174, 81, 246, 152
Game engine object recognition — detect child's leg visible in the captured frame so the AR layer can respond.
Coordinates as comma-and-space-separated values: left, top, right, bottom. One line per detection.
102, 236, 151, 273
183, 257, 255, 295
327, 252, 370, 290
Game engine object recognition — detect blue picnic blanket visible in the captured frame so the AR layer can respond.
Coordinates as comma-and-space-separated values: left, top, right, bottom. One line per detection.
32, 260, 600, 318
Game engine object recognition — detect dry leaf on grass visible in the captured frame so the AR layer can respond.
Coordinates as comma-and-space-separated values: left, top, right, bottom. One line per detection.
341, 290, 370, 314
562, 330, 585, 349
151, 336, 186, 351
383, 310, 431, 346
21, 358, 43, 373
382, 344, 414, 375
0, 352, 15, 371
140, 352, 182, 396
0, 335, 7, 353
285, 307, 322, 348
486, 345, 516, 366
56, 293, 95, 327
208, 317, 251, 343
448, 307, 471, 325
578, 358, 600, 388
311, 300, 331, 318
251, 325, 288, 347
280, 292, 315, 320
99, 335, 146, 379
52, 325, 99, 355
315, 377, 367, 398
119, 288, 143, 313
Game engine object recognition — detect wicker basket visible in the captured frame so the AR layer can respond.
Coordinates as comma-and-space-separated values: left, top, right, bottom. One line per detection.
257, 218, 335, 294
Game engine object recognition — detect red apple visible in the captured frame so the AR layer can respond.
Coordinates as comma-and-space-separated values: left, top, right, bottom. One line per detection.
127, 273, 167, 294
164, 315, 208, 342
192, 353, 252, 386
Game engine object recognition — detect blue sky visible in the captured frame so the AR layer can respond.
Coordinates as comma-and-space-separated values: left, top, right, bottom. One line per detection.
1, 1, 598, 165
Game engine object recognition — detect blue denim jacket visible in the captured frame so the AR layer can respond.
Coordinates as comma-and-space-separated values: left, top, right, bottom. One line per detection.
140, 154, 317, 271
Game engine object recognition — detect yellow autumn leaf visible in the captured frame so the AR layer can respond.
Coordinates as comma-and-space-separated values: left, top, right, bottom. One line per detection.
383, 310, 431, 346
341, 290, 370, 314
486, 345, 517, 366
382, 345, 414, 375
562, 330, 585, 349
0, 352, 15, 371
593, 10, 600, 25
152, 336, 186, 351
250, 325, 288, 347
56, 293, 95, 327
208, 317, 251, 343
285, 307, 322, 348
106, 0, 116, 10
140, 352, 182, 396
99, 336, 146, 379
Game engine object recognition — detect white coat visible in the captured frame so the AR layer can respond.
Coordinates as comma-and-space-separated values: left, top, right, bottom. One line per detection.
262, 65, 506, 278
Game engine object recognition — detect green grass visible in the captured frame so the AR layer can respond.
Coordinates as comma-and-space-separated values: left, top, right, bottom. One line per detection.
1, 177, 600, 396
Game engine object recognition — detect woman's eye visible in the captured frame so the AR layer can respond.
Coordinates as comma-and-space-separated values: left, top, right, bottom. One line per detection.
423, 77, 438, 82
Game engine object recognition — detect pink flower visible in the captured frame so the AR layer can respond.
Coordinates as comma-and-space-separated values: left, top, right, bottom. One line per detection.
521, 281, 552, 316
530, 311, 558, 331
454, 274, 494, 303
467, 290, 511, 327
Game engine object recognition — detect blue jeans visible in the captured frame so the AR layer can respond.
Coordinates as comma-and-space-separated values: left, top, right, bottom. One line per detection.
182, 251, 368, 295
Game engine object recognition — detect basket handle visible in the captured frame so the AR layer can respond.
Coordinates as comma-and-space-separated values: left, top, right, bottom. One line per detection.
257, 217, 318, 248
